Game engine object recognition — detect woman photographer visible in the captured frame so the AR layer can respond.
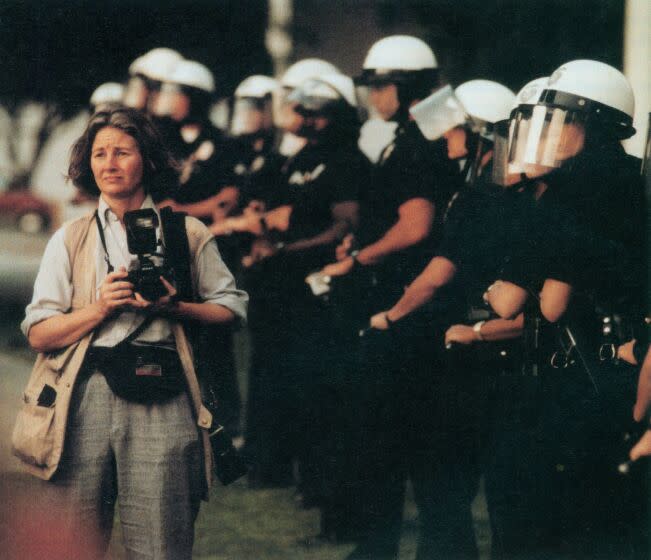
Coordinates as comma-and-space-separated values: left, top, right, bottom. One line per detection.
13, 107, 247, 559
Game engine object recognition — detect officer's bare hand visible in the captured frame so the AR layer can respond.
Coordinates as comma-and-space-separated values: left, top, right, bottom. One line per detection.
633, 346, 651, 422
445, 325, 478, 346
321, 257, 354, 278
96, 267, 135, 317
336, 234, 355, 261
241, 239, 278, 268
211, 213, 261, 236
617, 339, 638, 365
483, 280, 528, 319
265, 205, 292, 232
132, 276, 178, 314
370, 312, 390, 331
630, 429, 651, 461
245, 200, 266, 214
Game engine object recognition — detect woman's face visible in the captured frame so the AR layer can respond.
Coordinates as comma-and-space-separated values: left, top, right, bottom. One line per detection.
90, 126, 144, 199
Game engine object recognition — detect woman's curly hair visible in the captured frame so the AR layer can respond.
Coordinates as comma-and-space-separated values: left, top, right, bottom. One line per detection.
68, 107, 179, 199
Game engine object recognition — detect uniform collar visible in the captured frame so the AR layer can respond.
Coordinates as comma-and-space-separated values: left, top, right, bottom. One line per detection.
97, 194, 157, 229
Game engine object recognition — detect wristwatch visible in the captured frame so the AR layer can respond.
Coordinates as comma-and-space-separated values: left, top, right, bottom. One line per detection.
473, 320, 486, 341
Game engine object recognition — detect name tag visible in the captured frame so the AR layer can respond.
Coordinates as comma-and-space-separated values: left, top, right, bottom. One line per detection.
135, 363, 163, 377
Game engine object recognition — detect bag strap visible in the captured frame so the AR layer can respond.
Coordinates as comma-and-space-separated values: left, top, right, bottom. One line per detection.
160, 206, 195, 302
115, 314, 157, 348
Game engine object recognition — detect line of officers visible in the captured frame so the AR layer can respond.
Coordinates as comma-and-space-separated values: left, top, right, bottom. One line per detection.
88, 37, 650, 559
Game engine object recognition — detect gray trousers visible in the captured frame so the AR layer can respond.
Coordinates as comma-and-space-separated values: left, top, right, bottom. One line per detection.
47, 369, 205, 560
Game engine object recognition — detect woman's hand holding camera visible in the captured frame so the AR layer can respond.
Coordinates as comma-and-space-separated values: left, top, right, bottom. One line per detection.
132, 276, 179, 315
97, 267, 179, 318
96, 267, 136, 318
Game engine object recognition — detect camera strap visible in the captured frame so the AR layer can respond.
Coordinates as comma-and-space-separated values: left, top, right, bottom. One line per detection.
159, 206, 194, 302
94, 210, 114, 274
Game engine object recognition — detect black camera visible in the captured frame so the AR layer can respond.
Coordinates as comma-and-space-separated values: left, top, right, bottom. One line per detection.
209, 421, 248, 485
124, 209, 174, 301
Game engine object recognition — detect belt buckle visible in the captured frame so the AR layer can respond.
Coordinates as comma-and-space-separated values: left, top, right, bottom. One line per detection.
599, 343, 617, 362
550, 351, 569, 369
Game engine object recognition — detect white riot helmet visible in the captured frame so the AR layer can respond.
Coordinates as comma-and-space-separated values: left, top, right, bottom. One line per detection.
287, 74, 359, 140
236, 75, 280, 98
124, 48, 183, 110
280, 58, 341, 88
90, 82, 125, 111
153, 60, 215, 122
231, 75, 279, 137
166, 60, 215, 92
410, 80, 515, 141
511, 60, 636, 171
359, 35, 437, 81
274, 58, 341, 131
356, 35, 439, 120
287, 74, 357, 112
138, 48, 184, 82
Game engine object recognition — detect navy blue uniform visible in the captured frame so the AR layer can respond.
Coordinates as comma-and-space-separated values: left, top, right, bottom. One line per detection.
346, 121, 465, 559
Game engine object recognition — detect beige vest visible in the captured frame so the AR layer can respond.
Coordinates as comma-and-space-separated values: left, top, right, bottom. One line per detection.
11, 212, 216, 495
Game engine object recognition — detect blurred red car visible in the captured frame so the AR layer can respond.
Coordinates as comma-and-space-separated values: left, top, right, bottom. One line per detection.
0, 188, 54, 234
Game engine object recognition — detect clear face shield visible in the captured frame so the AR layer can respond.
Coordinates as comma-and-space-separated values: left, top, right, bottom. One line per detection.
273, 86, 303, 132
491, 119, 515, 186
507, 107, 551, 179
353, 84, 377, 122
230, 97, 272, 137
509, 104, 586, 176
123, 76, 149, 110
286, 79, 342, 113
354, 71, 402, 122
409, 85, 466, 141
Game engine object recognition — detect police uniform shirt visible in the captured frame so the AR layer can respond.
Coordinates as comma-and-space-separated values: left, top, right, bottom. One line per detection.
437, 178, 522, 304
228, 136, 286, 209
358, 121, 462, 283
170, 125, 240, 205
504, 145, 646, 310
277, 139, 368, 249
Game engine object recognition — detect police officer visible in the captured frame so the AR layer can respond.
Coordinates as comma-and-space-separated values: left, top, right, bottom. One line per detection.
274, 58, 341, 157
366, 78, 517, 560
317, 36, 463, 559
123, 47, 183, 115
245, 74, 367, 500
152, 60, 240, 220
228, 74, 284, 209
149, 59, 243, 438
223, 74, 288, 487
484, 60, 648, 558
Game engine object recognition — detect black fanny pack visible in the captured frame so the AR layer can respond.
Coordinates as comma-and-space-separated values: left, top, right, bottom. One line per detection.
86, 318, 185, 403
